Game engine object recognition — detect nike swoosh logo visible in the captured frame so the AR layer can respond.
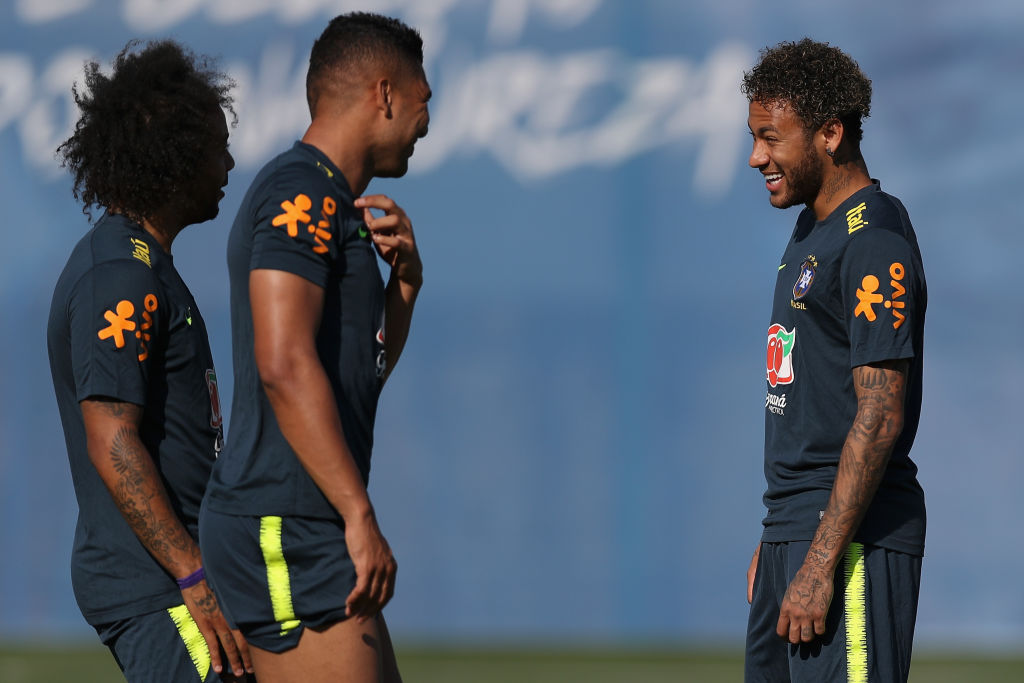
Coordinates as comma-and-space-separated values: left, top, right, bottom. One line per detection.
778, 264, 787, 271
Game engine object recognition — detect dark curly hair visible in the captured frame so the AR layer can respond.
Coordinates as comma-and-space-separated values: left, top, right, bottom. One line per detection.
57, 40, 235, 224
741, 38, 871, 146
306, 11, 423, 115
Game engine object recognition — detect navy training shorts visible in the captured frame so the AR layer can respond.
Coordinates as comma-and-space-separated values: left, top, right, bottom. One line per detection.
94, 603, 251, 682
199, 506, 356, 653
745, 540, 921, 683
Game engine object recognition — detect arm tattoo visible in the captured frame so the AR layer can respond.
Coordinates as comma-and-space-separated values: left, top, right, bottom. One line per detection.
108, 426, 194, 566
91, 398, 136, 419
855, 366, 890, 392
803, 361, 908, 575
192, 585, 220, 617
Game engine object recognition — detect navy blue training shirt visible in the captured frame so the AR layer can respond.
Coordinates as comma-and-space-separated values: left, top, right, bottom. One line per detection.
761, 182, 927, 556
47, 213, 224, 624
204, 142, 386, 519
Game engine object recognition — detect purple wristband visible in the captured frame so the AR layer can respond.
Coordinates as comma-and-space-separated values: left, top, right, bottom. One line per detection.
176, 567, 205, 589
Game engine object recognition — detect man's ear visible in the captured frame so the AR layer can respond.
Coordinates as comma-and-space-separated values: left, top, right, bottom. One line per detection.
820, 118, 844, 160
376, 78, 393, 118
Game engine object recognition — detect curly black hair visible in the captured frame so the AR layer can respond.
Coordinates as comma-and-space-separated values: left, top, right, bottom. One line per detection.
306, 11, 423, 115
741, 38, 871, 146
57, 40, 235, 224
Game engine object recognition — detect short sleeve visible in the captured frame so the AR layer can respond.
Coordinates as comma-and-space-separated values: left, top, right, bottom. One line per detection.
68, 260, 166, 406
249, 164, 348, 288
840, 228, 920, 368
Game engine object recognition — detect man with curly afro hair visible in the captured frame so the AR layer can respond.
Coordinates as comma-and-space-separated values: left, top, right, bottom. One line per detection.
742, 39, 927, 682
47, 40, 254, 681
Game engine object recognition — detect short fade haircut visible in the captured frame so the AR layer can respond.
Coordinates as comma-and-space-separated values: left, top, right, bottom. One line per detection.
57, 40, 234, 224
306, 11, 424, 115
741, 38, 872, 146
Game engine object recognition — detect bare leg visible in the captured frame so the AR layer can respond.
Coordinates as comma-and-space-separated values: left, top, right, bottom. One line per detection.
249, 615, 395, 683
378, 615, 402, 683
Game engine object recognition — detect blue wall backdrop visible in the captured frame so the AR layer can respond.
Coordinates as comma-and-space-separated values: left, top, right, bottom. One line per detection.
1, 0, 1022, 650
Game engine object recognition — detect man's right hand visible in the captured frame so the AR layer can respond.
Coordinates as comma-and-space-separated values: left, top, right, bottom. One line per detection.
776, 561, 833, 644
181, 579, 253, 678
343, 510, 397, 622
747, 543, 761, 604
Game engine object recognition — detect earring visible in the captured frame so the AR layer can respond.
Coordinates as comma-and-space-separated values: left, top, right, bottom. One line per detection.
825, 148, 834, 157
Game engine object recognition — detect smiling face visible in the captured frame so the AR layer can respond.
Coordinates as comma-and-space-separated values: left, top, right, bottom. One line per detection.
747, 100, 824, 210
375, 64, 431, 178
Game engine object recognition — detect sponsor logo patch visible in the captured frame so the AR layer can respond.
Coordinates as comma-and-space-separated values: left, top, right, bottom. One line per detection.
375, 319, 387, 379
847, 201, 869, 235
854, 262, 908, 330
272, 193, 336, 254
97, 293, 158, 361
206, 369, 224, 454
130, 237, 151, 268
315, 161, 334, 179
766, 391, 787, 415
766, 323, 796, 388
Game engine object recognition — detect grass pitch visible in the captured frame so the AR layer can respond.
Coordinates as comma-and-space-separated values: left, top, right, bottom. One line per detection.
1, 644, 1021, 682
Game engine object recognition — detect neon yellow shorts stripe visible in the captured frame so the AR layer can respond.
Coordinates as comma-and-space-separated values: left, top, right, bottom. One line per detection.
259, 515, 301, 636
844, 542, 868, 683
167, 604, 211, 681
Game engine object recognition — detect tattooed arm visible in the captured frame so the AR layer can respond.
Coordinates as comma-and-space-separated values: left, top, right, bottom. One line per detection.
80, 397, 252, 677
775, 359, 909, 645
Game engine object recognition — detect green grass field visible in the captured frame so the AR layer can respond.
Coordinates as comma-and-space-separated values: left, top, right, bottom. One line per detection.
1, 644, 1021, 682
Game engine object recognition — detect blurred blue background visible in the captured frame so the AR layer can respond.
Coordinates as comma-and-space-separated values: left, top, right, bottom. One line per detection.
1, 0, 1022, 652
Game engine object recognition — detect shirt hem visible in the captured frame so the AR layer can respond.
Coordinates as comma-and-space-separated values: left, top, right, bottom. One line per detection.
760, 528, 924, 557
79, 588, 183, 626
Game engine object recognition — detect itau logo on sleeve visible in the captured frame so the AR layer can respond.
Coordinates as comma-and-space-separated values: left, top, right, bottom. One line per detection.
766, 323, 796, 387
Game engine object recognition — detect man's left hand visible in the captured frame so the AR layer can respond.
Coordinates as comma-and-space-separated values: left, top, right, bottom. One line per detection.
356, 194, 422, 287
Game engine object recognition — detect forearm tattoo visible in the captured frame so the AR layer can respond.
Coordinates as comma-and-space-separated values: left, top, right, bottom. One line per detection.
805, 362, 907, 573
108, 425, 195, 567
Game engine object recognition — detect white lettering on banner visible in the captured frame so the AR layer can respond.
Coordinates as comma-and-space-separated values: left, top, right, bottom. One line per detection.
118, 0, 601, 37
15, 0, 93, 24
16, 49, 92, 178
2, 0, 751, 197
226, 43, 310, 168
486, 0, 601, 44
122, 0, 206, 31
0, 56, 32, 132
413, 43, 750, 195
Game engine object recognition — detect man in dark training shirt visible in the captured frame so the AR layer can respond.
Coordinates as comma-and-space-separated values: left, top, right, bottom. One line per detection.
200, 12, 429, 682
742, 39, 927, 683
48, 40, 251, 682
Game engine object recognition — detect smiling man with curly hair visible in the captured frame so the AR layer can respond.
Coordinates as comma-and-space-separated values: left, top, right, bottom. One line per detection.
742, 39, 927, 683
48, 40, 252, 682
